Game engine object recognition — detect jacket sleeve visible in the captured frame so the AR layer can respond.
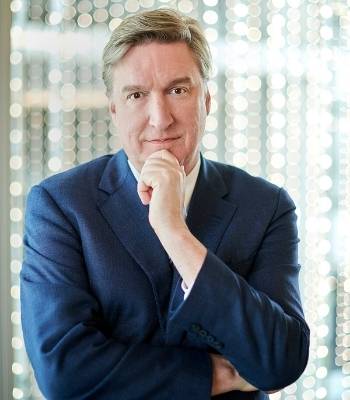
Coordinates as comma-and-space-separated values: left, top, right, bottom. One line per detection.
167, 187, 310, 392
20, 185, 212, 400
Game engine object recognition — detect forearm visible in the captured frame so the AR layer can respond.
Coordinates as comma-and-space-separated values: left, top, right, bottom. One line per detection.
157, 223, 207, 290
167, 250, 309, 391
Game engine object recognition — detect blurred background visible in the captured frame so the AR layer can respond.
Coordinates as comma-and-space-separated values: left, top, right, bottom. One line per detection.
0, 0, 349, 399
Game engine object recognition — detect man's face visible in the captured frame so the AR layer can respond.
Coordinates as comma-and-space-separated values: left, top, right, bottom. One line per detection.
109, 41, 211, 174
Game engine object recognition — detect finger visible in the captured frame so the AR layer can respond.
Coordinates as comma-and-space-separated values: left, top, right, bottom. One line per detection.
148, 149, 179, 165
137, 179, 152, 205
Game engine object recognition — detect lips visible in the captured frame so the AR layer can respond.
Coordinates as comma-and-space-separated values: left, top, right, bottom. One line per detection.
146, 137, 180, 144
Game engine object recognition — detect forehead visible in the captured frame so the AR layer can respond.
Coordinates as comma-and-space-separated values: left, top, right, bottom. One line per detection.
112, 41, 202, 88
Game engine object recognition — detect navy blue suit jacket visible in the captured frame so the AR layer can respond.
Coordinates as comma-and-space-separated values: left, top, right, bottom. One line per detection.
21, 149, 309, 399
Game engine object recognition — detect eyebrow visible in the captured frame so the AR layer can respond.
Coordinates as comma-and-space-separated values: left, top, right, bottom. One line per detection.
121, 76, 194, 93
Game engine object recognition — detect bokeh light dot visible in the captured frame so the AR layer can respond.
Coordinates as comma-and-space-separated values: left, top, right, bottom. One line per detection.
205, 115, 218, 132
303, 390, 315, 400
316, 367, 328, 379
10, 129, 22, 144
10, 208, 22, 222
271, 93, 286, 109
234, 3, 248, 17
93, 8, 108, 23
78, 0, 92, 13
270, 113, 286, 129
246, 75, 261, 91
319, 175, 332, 191
12, 337, 23, 350
11, 311, 21, 325
10, 78, 22, 92
233, 96, 248, 112
202, 133, 218, 150
125, 0, 140, 13
270, 173, 285, 186
77, 13, 93, 28
10, 234, 22, 248
10, 103, 22, 118
10, 0, 23, 12
13, 388, 23, 399
11, 285, 20, 300
205, 27, 218, 42
203, 151, 217, 161
234, 115, 248, 130
203, 10, 218, 25
233, 152, 248, 168
270, 73, 286, 89
317, 324, 329, 338
10, 155, 22, 170
247, 27, 262, 42
49, 11, 63, 25
315, 387, 327, 399
48, 157, 62, 172
320, 26, 333, 40
233, 133, 248, 149
109, 4, 124, 18
10, 182, 22, 196
48, 128, 62, 143
271, 133, 286, 149
10, 260, 21, 274
303, 376, 316, 389
271, 153, 285, 169
317, 346, 329, 359
178, 0, 193, 14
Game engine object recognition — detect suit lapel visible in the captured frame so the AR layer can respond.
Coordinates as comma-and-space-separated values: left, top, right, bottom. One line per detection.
186, 156, 238, 253
96, 150, 172, 334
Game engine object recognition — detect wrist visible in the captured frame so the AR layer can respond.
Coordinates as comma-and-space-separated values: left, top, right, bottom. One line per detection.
154, 219, 188, 243
155, 223, 207, 288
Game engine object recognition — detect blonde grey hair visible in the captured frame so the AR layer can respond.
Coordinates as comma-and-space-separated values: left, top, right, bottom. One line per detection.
102, 8, 212, 98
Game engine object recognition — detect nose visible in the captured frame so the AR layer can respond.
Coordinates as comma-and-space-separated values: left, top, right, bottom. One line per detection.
148, 94, 174, 131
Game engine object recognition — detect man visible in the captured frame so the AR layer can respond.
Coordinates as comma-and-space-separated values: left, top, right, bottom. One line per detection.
21, 8, 309, 400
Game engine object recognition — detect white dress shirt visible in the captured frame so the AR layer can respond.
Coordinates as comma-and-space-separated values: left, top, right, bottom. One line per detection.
127, 157, 201, 300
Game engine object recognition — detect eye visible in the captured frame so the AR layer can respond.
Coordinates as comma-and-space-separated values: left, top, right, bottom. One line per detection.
170, 87, 188, 95
127, 92, 143, 100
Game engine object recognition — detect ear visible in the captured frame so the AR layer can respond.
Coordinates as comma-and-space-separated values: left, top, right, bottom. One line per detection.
205, 89, 211, 115
109, 100, 117, 124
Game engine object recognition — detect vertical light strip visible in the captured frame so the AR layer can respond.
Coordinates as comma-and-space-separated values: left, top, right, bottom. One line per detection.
201, 0, 219, 161
245, 0, 263, 178
266, 0, 287, 188
10, 0, 30, 398
224, 0, 250, 170
335, 3, 350, 400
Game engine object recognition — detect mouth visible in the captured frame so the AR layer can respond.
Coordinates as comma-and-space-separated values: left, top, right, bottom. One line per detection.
146, 137, 180, 145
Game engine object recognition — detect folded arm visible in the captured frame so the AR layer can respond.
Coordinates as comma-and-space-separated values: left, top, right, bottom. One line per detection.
165, 187, 310, 392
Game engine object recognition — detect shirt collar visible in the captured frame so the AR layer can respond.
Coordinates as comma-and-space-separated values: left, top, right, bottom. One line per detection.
127, 156, 201, 214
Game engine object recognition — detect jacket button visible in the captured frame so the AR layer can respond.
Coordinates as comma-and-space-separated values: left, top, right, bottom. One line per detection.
199, 329, 208, 337
191, 323, 201, 332
213, 341, 224, 350
207, 335, 215, 343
